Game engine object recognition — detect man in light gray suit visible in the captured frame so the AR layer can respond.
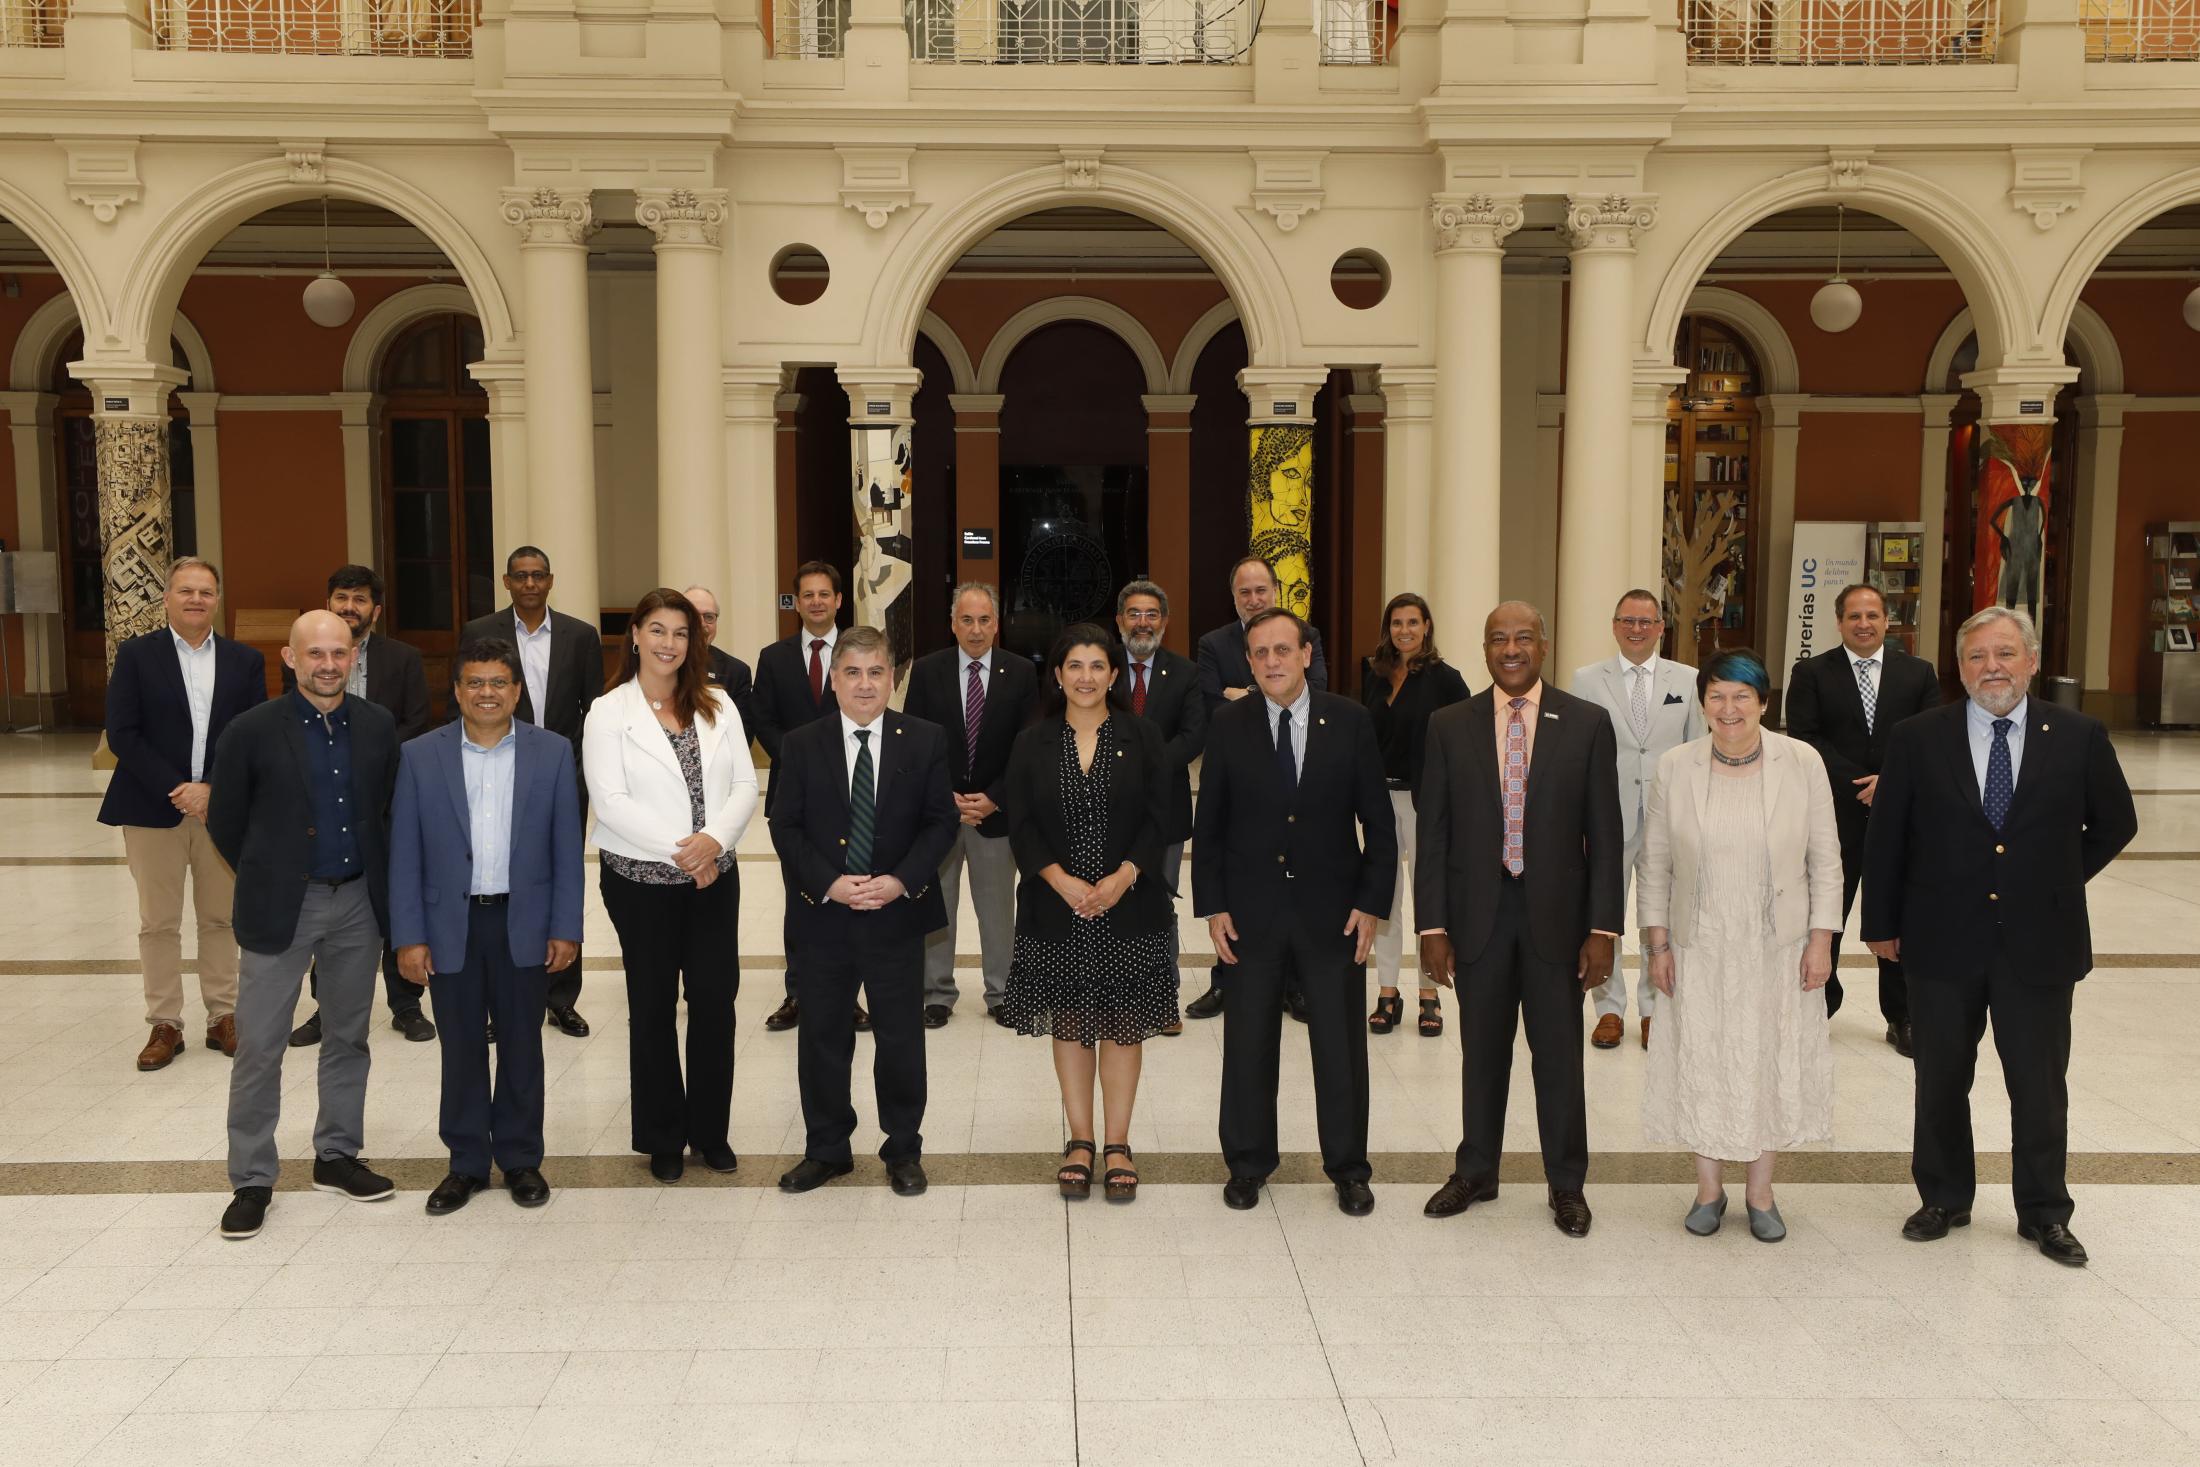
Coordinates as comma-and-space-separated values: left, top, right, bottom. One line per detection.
1568, 589, 1703, 1051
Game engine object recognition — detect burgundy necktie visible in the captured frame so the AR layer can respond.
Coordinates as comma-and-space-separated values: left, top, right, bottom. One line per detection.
808, 639, 825, 704
965, 660, 985, 772
1132, 662, 1148, 717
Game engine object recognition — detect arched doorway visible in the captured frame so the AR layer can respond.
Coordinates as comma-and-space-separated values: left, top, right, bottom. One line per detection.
377, 312, 492, 647
1665, 315, 1764, 663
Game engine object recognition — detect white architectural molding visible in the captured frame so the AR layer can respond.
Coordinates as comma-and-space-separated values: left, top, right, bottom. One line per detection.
2038, 166, 2200, 363
0, 178, 108, 348
634, 187, 727, 247
1429, 193, 1524, 253
917, 311, 977, 396
9, 296, 215, 395
340, 283, 479, 393
1249, 151, 1325, 233
838, 147, 915, 230
174, 390, 224, 587
1061, 146, 1104, 191
281, 140, 326, 186
1681, 285, 1799, 395
2009, 148, 2087, 232
1923, 300, 2121, 394
2071, 393, 2132, 694
1563, 193, 1658, 251
975, 296, 1168, 397
1165, 299, 1243, 396
330, 390, 378, 569
59, 137, 143, 225
1826, 148, 1873, 192
1791, 396, 1926, 414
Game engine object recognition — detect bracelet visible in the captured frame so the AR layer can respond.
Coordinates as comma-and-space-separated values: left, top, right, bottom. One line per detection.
1644, 943, 1672, 956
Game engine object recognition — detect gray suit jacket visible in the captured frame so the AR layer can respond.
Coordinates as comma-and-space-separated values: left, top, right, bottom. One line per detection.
1568, 655, 1704, 847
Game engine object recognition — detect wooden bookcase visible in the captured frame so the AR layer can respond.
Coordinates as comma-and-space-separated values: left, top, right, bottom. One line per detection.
1866, 521, 1927, 656
2144, 521, 2200, 727
1664, 318, 1762, 665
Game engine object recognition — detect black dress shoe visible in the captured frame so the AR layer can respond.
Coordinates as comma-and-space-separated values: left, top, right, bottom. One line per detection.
425, 1173, 487, 1216
1335, 1181, 1375, 1217
220, 1186, 272, 1240
923, 1004, 951, 1029
393, 1009, 437, 1043
1222, 1176, 1264, 1211
695, 1143, 738, 1174
1548, 1188, 1593, 1237
1185, 984, 1223, 1020
312, 1155, 396, 1202
2018, 1220, 2088, 1266
1284, 990, 1311, 1024
287, 1012, 322, 1048
504, 1168, 551, 1207
1423, 1173, 1498, 1218
778, 1157, 854, 1193
852, 1004, 870, 1032
765, 996, 800, 1031
1902, 1204, 1971, 1241
649, 1152, 684, 1184
989, 1004, 1013, 1029
546, 1005, 590, 1038
1886, 1021, 1914, 1058
886, 1158, 928, 1197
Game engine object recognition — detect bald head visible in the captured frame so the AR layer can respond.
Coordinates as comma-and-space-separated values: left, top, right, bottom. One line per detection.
1482, 600, 1548, 696
284, 609, 356, 708
682, 586, 721, 644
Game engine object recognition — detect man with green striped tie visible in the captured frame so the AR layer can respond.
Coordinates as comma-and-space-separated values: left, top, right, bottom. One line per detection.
768, 626, 960, 1197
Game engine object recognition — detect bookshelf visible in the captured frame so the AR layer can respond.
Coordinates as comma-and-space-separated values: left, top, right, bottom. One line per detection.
2143, 521, 2200, 727
1664, 318, 1761, 665
1866, 521, 1926, 656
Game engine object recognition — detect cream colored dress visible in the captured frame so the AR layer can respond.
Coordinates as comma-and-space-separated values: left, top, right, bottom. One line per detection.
1642, 764, 1834, 1161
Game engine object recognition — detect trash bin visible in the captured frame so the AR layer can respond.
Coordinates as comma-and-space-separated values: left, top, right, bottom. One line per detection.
2043, 675, 2083, 709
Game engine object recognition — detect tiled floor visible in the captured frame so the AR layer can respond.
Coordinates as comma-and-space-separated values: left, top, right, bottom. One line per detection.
0, 730, 2196, 1464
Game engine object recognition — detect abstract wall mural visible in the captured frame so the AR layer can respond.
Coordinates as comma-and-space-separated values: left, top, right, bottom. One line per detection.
1246, 423, 1315, 620
1976, 422, 2052, 633
95, 418, 172, 674
851, 421, 915, 688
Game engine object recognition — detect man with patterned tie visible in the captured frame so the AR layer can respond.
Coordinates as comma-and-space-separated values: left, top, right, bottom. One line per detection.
1864, 607, 2134, 1266
769, 627, 960, 1197
1111, 580, 1206, 1037
1415, 602, 1624, 1238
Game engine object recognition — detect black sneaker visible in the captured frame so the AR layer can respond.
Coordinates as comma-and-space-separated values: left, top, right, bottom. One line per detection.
288, 1012, 322, 1047
311, 1155, 396, 1202
393, 1009, 437, 1042
220, 1187, 272, 1239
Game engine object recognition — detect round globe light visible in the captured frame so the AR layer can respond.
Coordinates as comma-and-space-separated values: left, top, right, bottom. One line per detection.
2184, 283, 2200, 332
1810, 278, 1863, 334
302, 272, 355, 329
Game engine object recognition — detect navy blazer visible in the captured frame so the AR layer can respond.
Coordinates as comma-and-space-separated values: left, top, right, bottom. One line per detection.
901, 645, 1039, 838
387, 721, 584, 975
706, 645, 759, 753
752, 630, 841, 814
98, 629, 267, 830
1195, 619, 1329, 712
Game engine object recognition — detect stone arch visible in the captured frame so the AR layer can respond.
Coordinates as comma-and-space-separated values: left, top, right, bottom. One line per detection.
974, 296, 1169, 396
1923, 300, 2121, 394
0, 179, 109, 349
341, 282, 479, 393
917, 310, 978, 395
1167, 298, 1243, 395
2040, 165, 2200, 358
1679, 286, 1800, 395
1645, 164, 2030, 372
11, 293, 216, 391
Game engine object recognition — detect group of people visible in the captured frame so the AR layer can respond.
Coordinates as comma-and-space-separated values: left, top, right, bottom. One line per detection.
98, 545, 2136, 1264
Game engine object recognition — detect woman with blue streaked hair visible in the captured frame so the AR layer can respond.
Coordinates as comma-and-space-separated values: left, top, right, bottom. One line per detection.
1636, 647, 1843, 1243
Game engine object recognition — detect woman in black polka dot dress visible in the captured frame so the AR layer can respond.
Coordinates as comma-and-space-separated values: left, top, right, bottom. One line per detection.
1001, 624, 1180, 1201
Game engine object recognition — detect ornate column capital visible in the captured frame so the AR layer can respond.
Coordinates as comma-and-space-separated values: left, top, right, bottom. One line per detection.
500, 187, 596, 247
1429, 193, 1523, 254
1563, 193, 1658, 253
636, 187, 728, 248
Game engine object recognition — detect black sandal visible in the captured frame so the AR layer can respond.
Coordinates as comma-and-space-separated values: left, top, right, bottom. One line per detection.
1103, 1144, 1138, 1202
1368, 992, 1404, 1034
1418, 996, 1444, 1037
1058, 1140, 1095, 1200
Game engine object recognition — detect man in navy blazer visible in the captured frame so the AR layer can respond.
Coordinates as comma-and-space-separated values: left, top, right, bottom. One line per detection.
390, 638, 584, 1215
97, 557, 266, 1073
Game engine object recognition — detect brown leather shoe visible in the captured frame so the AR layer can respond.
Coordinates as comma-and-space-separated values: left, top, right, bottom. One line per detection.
1640, 1017, 1651, 1051
1590, 1014, 1623, 1049
207, 1014, 238, 1057
764, 996, 800, 1032
137, 1023, 185, 1071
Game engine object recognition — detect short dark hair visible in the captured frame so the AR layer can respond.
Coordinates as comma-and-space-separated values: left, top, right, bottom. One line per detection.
453, 637, 522, 685
1244, 606, 1308, 648
1612, 588, 1662, 619
1040, 623, 1123, 716
794, 560, 843, 595
506, 545, 551, 574
1833, 583, 1885, 620
1696, 647, 1771, 705
327, 564, 385, 606
1227, 555, 1278, 592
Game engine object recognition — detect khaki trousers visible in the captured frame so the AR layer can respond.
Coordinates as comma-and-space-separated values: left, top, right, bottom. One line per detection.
122, 821, 239, 1027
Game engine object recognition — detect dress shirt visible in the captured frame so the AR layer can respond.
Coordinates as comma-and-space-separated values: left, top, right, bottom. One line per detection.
1966, 695, 2028, 800
1261, 682, 1313, 782
1623, 651, 1661, 684
1844, 642, 1884, 689
956, 646, 991, 699
1493, 679, 1544, 765
514, 611, 554, 726
460, 725, 517, 896
172, 627, 217, 781
841, 711, 886, 801
291, 691, 361, 879
346, 638, 369, 700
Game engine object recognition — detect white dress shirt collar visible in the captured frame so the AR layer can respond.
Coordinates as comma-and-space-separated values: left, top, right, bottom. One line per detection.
840, 710, 886, 797
1618, 651, 1660, 681
1844, 643, 1884, 673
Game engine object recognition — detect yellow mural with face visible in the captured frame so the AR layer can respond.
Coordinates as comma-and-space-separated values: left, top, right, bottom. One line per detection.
1247, 424, 1315, 621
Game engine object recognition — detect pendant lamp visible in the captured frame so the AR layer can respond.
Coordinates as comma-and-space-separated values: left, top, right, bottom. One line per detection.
2183, 282, 2200, 332
302, 195, 355, 329
1809, 204, 1863, 334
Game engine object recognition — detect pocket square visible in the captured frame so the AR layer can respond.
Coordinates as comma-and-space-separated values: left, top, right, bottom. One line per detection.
1663, 693, 1684, 705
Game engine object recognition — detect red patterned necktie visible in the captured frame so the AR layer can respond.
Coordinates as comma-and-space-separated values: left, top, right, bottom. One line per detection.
1132, 662, 1148, 717
965, 659, 985, 772
1503, 697, 1528, 876
808, 639, 825, 704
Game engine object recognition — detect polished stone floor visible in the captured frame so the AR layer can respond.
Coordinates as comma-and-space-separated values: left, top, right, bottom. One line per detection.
0, 729, 2195, 1465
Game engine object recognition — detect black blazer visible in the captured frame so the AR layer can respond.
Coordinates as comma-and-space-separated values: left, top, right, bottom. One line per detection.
1862, 700, 2136, 986
97, 630, 266, 830
1415, 684, 1626, 967
1784, 644, 1940, 838
460, 606, 602, 746
1195, 619, 1330, 711
1107, 645, 1206, 844
902, 646, 1039, 838
207, 692, 401, 954
283, 632, 432, 742
1361, 657, 1471, 799
706, 645, 759, 752
753, 630, 841, 812
768, 710, 960, 948
1006, 714, 1173, 941
1190, 691, 1395, 934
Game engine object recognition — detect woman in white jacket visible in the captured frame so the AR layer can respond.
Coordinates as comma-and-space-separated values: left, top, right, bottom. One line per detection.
584, 588, 759, 1184
1637, 648, 1842, 1242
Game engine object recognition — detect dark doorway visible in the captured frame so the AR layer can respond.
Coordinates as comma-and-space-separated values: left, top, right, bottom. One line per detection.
999, 465, 1149, 661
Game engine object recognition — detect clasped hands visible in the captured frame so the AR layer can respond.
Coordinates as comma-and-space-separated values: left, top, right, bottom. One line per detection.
1210, 908, 1382, 966
827, 872, 907, 911
397, 938, 578, 987
671, 832, 724, 889
167, 781, 211, 822
953, 792, 998, 828
1048, 863, 1135, 921
1416, 930, 1614, 995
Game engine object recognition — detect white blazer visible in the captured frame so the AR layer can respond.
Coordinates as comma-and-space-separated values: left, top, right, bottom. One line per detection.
583, 680, 760, 866
1569, 655, 1706, 846
1635, 729, 1843, 949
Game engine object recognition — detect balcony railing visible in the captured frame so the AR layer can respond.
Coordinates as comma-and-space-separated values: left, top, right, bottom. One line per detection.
1684, 0, 2000, 62
154, 0, 478, 54
905, 0, 1251, 62
2081, 0, 2200, 57
1321, 0, 1387, 61
0, 0, 68, 46
773, 0, 846, 56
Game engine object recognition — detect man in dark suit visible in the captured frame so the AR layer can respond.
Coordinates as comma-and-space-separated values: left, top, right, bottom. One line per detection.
1416, 601, 1623, 1239
461, 545, 602, 1036
1784, 582, 1940, 1047
288, 564, 437, 1047
1864, 606, 2136, 1267
752, 560, 859, 1032
1111, 579, 1206, 1036
390, 637, 584, 1216
685, 584, 758, 749
98, 556, 266, 1072
768, 627, 959, 1198
1193, 608, 1394, 1217
1186, 555, 1327, 1022
904, 582, 1038, 1028
208, 612, 402, 1241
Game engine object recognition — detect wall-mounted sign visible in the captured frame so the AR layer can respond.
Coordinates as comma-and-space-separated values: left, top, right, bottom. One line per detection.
777, 593, 795, 611
865, 400, 891, 416
2020, 400, 2045, 415
102, 397, 128, 412
1272, 402, 1296, 417
961, 528, 994, 560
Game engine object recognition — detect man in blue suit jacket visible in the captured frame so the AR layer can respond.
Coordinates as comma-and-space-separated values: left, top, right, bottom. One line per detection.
389, 637, 585, 1215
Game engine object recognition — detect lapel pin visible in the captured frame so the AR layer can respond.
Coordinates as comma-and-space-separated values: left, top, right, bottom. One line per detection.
1544, 712, 1559, 721
1318, 717, 1327, 726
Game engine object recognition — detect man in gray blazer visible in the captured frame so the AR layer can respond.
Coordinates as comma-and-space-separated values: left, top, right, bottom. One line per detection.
1568, 589, 1702, 1052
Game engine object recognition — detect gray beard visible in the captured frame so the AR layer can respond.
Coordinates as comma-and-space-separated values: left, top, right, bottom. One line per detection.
1123, 632, 1160, 660
1970, 683, 2024, 716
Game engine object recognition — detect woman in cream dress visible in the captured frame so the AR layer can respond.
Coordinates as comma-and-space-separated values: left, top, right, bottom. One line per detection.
1638, 649, 1842, 1242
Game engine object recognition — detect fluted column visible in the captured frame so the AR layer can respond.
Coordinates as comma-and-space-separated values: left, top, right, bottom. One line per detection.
81, 362, 190, 672
721, 367, 783, 670
638, 187, 730, 595
1429, 194, 1520, 629
1557, 193, 1656, 677
501, 186, 601, 624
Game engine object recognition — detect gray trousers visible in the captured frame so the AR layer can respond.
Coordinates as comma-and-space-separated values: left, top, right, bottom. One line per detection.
227, 880, 383, 1190
921, 824, 1018, 1010
1159, 841, 1184, 963
1591, 823, 1654, 1020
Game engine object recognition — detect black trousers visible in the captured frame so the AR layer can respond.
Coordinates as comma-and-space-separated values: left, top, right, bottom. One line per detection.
795, 923, 925, 1165
309, 944, 423, 1018
547, 790, 590, 1011
426, 900, 549, 1178
1218, 917, 1370, 1184
1455, 877, 1589, 1189
599, 866, 739, 1156
1910, 950, 2074, 1227
1831, 819, 1899, 1026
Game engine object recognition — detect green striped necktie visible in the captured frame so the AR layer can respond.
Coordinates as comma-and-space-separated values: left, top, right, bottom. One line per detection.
847, 728, 875, 873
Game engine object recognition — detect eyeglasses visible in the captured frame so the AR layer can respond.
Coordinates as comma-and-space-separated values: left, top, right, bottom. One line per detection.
1122, 611, 1163, 625
507, 571, 551, 585
460, 677, 514, 692
1614, 617, 1661, 631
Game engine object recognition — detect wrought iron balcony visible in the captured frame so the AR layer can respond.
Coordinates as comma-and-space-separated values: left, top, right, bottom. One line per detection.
2081, 0, 2200, 58
904, 0, 1252, 63
0, 0, 68, 46
153, 0, 478, 55
1683, 0, 2001, 63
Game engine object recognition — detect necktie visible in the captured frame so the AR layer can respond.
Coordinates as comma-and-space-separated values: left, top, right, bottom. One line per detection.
1856, 658, 1879, 735
808, 639, 827, 705
1132, 662, 1148, 717
1627, 665, 1650, 746
1503, 697, 1528, 876
1984, 717, 2013, 831
847, 729, 875, 873
1274, 707, 1297, 792
964, 660, 985, 773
